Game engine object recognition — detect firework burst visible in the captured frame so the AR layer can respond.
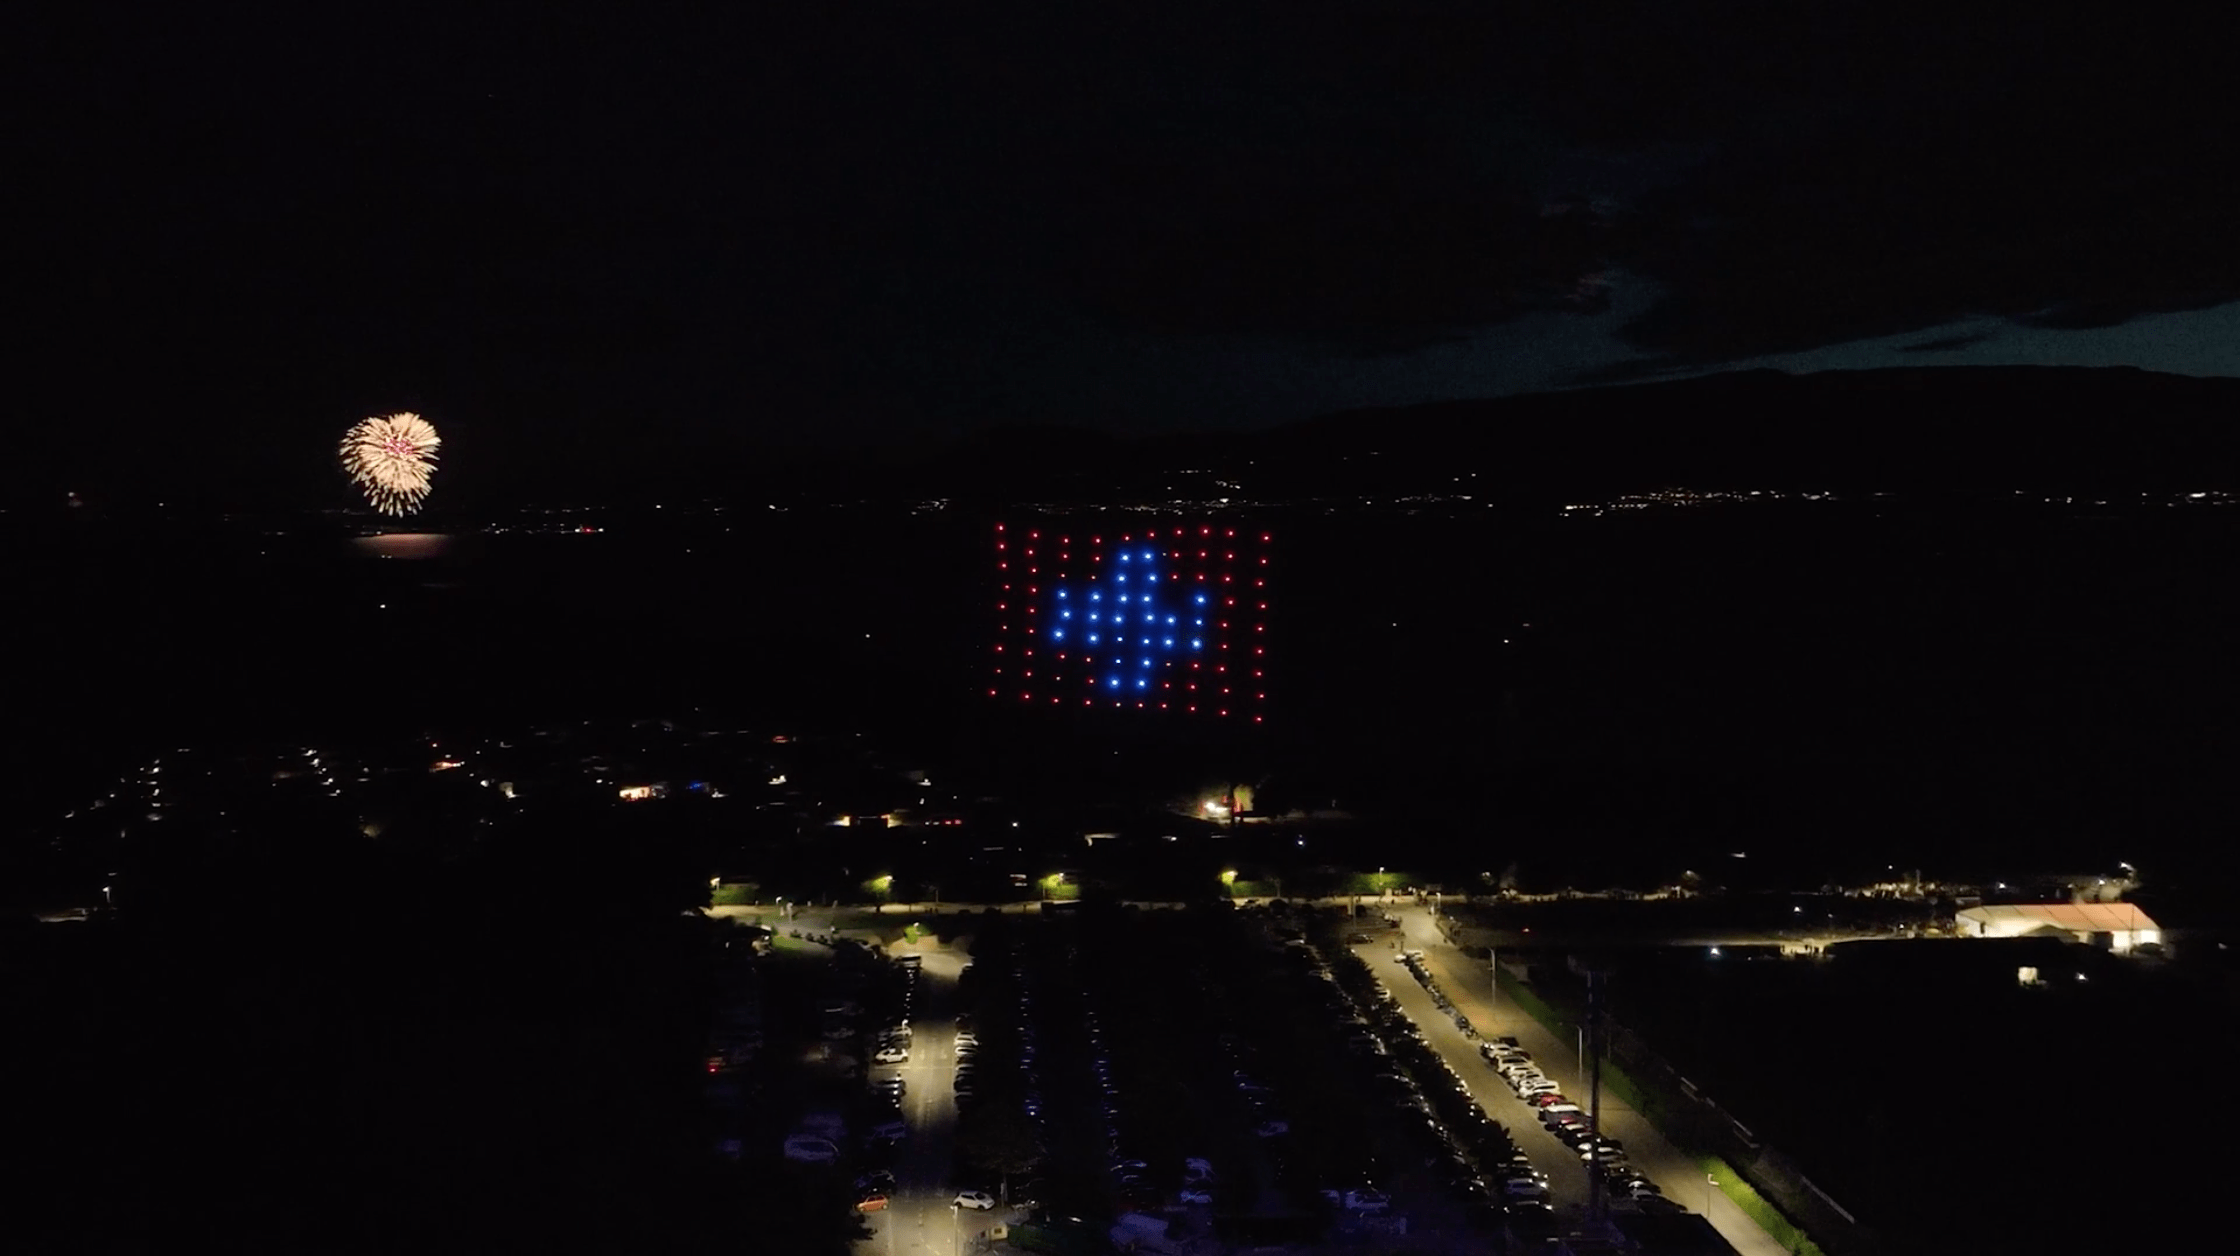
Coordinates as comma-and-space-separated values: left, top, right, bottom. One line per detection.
340, 412, 441, 515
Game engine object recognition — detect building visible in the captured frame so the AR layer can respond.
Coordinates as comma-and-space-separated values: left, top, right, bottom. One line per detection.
1954, 902, 2161, 953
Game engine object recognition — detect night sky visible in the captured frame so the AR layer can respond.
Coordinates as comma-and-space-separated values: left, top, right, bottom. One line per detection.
15, 4, 2240, 501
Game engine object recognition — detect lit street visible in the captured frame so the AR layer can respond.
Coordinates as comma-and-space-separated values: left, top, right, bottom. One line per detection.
1387, 907, 1792, 1256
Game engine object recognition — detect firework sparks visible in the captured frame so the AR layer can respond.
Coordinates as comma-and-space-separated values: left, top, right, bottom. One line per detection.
340, 413, 441, 515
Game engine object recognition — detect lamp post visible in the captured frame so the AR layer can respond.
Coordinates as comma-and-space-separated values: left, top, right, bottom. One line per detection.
951, 1203, 961, 1256
1705, 1173, 1716, 1215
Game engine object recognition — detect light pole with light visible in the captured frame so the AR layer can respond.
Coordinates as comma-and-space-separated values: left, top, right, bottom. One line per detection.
1488, 945, 1497, 1021
1705, 1173, 1716, 1215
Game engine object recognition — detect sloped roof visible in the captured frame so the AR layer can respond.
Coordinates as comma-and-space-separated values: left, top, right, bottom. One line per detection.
1957, 902, 2158, 931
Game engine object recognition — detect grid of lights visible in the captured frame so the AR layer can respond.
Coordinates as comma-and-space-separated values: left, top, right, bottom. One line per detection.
989, 522, 1270, 722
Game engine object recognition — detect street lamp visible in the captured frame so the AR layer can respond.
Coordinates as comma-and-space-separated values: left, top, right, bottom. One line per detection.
1706, 1174, 1716, 1214
1488, 945, 1497, 1020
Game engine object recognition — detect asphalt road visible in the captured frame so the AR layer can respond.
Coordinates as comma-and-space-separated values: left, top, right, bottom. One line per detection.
1389, 907, 1791, 1256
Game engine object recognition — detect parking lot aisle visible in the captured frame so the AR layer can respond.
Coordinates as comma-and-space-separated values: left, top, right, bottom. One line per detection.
1349, 942, 1591, 1211
866, 946, 971, 1255
1394, 909, 1793, 1256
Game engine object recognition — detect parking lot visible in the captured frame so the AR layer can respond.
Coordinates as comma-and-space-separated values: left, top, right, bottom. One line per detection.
752, 904, 1786, 1252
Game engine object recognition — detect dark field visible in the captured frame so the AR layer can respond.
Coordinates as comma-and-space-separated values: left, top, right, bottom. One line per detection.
1534, 939, 2240, 1256
8, 498, 2238, 908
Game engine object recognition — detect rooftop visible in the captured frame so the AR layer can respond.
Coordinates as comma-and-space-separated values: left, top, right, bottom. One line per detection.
1956, 902, 2159, 931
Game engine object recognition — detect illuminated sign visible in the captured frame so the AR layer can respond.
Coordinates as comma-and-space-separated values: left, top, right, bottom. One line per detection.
990, 523, 1270, 721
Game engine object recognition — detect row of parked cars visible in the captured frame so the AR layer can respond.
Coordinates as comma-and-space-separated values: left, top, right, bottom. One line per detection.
1320, 936, 1544, 1229
1479, 1042, 1676, 1211
1379, 947, 1559, 1211
846, 952, 924, 1210
946, 935, 1056, 1213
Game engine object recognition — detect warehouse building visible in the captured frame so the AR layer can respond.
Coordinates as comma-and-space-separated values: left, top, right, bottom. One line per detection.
1954, 902, 2161, 953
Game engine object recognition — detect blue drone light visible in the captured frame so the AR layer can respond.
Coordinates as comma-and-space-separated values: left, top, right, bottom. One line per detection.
1050, 558, 1206, 676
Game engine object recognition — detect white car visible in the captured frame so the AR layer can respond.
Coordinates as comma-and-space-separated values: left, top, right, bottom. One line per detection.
1343, 1188, 1392, 1213
953, 1191, 998, 1211
1178, 1187, 1214, 1205
873, 1045, 910, 1064
1255, 1119, 1290, 1137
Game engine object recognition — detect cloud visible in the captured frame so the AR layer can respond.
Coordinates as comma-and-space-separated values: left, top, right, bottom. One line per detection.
1582, 7, 2240, 369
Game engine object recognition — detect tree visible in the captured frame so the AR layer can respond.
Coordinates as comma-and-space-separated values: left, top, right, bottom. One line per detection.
955, 1098, 1044, 1203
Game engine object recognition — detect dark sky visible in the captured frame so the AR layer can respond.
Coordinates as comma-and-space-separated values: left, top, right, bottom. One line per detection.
14, 3, 2240, 500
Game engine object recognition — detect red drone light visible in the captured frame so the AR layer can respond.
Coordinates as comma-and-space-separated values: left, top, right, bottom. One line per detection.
994, 521, 1269, 721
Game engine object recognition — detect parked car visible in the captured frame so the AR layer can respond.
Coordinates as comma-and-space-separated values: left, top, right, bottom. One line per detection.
1343, 1188, 1392, 1213
873, 1045, 910, 1064
953, 1190, 998, 1210
782, 1135, 840, 1163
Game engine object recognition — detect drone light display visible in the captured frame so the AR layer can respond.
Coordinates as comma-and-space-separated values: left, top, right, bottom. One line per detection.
990, 522, 1271, 722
